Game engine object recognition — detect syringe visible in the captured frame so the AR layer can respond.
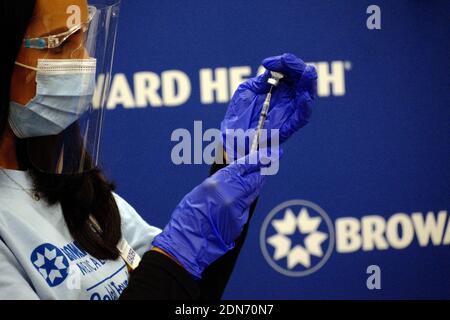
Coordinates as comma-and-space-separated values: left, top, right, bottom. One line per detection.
250, 71, 284, 153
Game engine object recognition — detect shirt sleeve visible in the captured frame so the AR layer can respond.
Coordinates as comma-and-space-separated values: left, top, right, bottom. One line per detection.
0, 238, 39, 300
113, 193, 162, 258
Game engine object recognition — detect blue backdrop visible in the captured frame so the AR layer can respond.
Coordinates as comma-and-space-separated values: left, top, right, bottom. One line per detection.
100, 0, 450, 299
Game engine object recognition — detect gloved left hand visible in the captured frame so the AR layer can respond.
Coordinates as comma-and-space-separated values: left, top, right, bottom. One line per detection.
152, 150, 281, 279
221, 53, 317, 160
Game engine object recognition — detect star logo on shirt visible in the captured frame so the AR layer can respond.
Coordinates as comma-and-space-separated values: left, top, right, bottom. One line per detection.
30, 243, 69, 287
260, 200, 335, 277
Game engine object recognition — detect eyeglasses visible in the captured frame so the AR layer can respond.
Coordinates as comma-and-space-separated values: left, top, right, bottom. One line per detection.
23, 6, 97, 50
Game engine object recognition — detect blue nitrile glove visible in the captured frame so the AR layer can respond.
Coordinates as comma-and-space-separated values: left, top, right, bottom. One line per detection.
152, 149, 282, 279
221, 53, 317, 160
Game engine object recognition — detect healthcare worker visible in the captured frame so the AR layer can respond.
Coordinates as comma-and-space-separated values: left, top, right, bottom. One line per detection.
0, 0, 317, 300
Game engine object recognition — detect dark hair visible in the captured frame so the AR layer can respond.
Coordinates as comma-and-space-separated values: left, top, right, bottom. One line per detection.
1, 0, 122, 260
0, 0, 35, 136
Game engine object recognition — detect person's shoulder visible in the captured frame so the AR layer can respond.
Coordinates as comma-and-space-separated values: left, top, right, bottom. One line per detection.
111, 191, 129, 207
111, 192, 162, 249
111, 192, 151, 228
111, 192, 138, 216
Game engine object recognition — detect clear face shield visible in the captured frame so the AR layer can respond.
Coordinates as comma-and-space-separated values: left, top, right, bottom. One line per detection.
9, 0, 121, 174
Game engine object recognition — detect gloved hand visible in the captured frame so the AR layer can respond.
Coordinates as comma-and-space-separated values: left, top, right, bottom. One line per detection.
221, 53, 317, 160
152, 150, 281, 279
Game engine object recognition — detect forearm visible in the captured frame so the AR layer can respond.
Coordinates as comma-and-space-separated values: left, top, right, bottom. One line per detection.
121, 156, 260, 300
198, 161, 259, 299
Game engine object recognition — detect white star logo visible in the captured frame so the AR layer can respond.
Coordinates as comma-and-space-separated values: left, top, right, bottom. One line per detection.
267, 208, 328, 269
260, 200, 335, 277
33, 248, 67, 284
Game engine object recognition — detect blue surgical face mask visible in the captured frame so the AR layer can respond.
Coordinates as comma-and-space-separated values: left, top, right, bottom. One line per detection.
8, 58, 97, 138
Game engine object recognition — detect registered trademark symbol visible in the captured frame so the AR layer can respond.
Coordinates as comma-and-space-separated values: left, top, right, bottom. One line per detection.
344, 61, 352, 70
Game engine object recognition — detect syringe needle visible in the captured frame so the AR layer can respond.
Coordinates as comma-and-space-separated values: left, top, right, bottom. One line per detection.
250, 71, 283, 153
251, 86, 273, 152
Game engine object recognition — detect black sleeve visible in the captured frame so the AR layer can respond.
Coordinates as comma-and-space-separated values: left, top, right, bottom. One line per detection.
119, 250, 200, 300
120, 161, 259, 300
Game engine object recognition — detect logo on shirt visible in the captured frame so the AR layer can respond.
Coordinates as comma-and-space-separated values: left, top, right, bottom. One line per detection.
30, 243, 70, 287
260, 200, 335, 277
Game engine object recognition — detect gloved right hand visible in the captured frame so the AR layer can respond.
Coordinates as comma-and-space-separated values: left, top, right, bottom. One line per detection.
152, 150, 281, 279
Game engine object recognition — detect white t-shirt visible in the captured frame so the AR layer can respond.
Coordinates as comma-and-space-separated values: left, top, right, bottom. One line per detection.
0, 169, 162, 300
